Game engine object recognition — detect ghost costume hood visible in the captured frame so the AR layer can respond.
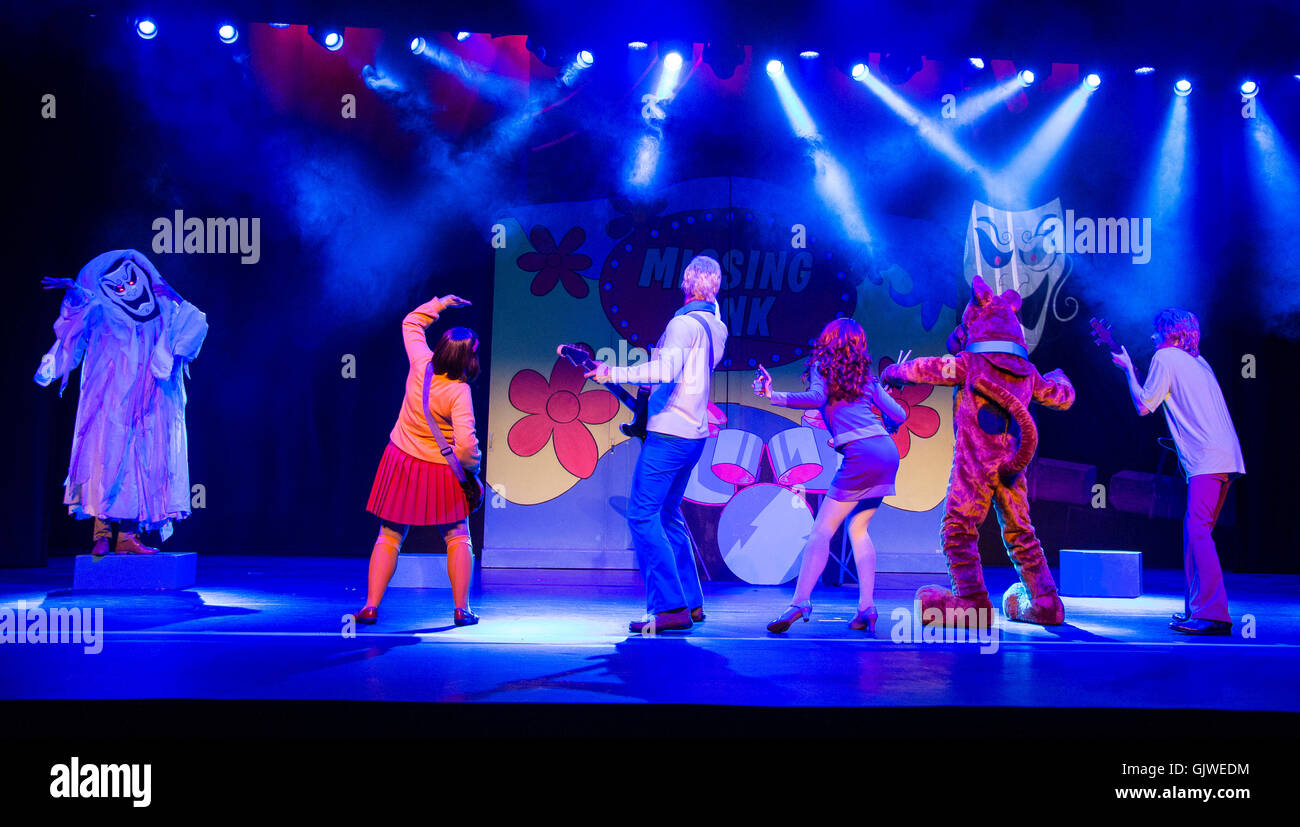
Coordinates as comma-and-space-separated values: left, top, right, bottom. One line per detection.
35, 249, 208, 539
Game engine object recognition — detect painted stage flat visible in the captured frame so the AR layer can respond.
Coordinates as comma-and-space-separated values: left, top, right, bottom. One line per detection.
0, 556, 1296, 711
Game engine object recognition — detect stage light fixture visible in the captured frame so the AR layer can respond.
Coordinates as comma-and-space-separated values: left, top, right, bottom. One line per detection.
1018, 69, 1035, 86
217, 23, 239, 44
309, 27, 344, 51
268, 23, 290, 29
766, 59, 784, 77
799, 50, 820, 60
577, 50, 594, 68
134, 17, 157, 39
629, 41, 648, 50
663, 51, 684, 73
410, 36, 426, 55
1175, 78, 1192, 96
969, 57, 985, 69
1085, 73, 1101, 89
851, 62, 868, 80
456, 32, 471, 42
1240, 80, 1258, 97
1135, 66, 1156, 75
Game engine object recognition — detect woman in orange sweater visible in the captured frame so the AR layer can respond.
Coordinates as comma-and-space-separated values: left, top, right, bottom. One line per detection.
354, 294, 482, 626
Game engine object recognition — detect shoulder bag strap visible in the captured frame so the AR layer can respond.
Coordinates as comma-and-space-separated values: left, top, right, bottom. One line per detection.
423, 362, 467, 483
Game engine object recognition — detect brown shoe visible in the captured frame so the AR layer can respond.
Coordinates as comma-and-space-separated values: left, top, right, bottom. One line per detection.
629, 608, 693, 634
91, 538, 111, 557
115, 534, 158, 555
690, 606, 705, 624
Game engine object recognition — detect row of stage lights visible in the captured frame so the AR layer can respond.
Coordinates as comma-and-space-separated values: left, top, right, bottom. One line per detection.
130, 17, 1283, 98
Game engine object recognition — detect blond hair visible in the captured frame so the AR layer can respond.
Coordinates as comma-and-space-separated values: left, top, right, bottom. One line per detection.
681, 255, 721, 303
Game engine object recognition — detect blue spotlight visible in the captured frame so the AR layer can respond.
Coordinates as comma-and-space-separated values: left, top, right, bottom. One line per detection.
324, 31, 342, 50
857, 68, 987, 179
628, 41, 648, 50
969, 57, 985, 69
1085, 73, 1101, 89
991, 84, 1094, 207
766, 59, 784, 77
1134, 66, 1156, 75
1175, 78, 1192, 96
410, 36, 426, 55
1018, 69, 1035, 87
134, 17, 157, 39
655, 51, 684, 99
1240, 79, 1258, 97
851, 62, 868, 80
217, 23, 238, 44
577, 50, 594, 68
456, 32, 471, 42
799, 51, 820, 60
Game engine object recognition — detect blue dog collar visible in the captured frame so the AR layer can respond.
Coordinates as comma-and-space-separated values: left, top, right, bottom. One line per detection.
965, 340, 1029, 359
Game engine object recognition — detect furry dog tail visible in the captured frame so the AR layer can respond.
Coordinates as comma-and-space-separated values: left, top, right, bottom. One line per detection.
971, 377, 1038, 479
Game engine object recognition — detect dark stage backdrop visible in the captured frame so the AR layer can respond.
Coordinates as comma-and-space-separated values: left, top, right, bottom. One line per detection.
6, 12, 1300, 574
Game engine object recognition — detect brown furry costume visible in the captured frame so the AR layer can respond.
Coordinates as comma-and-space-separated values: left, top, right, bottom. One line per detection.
882, 276, 1075, 627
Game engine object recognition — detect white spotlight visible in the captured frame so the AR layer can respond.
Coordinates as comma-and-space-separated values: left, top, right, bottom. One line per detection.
218, 23, 239, 44
410, 36, 426, 55
456, 32, 471, 42
1175, 78, 1192, 96
766, 59, 784, 77
969, 57, 985, 69
1240, 80, 1258, 97
851, 63, 868, 80
1085, 73, 1101, 90
135, 18, 158, 39
1018, 69, 1035, 87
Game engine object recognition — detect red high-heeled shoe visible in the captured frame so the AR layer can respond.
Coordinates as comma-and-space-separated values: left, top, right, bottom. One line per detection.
849, 606, 878, 633
353, 606, 378, 624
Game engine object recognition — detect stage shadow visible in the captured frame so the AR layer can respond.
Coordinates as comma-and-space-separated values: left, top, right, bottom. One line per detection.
460, 635, 776, 704
37, 590, 257, 630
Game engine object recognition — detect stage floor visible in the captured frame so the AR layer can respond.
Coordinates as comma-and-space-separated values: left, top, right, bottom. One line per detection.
0, 555, 1297, 712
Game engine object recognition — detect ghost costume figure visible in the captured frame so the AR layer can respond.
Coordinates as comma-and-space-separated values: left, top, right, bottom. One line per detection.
34, 250, 207, 554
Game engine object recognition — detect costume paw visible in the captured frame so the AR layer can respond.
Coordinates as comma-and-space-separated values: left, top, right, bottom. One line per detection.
1002, 583, 1064, 625
916, 586, 995, 629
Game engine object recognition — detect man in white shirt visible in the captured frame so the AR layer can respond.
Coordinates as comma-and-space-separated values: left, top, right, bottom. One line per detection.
1112, 308, 1245, 636
587, 255, 728, 633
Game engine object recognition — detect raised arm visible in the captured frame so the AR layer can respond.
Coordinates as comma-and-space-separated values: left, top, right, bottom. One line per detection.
1111, 346, 1159, 416
402, 294, 470, 364
770, 365, 829, 410
882, 354, 965, 388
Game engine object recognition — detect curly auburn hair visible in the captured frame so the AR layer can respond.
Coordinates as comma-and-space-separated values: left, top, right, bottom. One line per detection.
1153, 307, 1201, 358
805, 318, 874, 402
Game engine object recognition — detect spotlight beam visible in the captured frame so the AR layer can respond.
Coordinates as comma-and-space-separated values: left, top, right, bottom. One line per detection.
857, 71, 987, 181
988, 83, 1093, 208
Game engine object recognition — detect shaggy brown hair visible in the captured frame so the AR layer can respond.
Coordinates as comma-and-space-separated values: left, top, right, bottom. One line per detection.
433, 327, 480, 383
805, 318, 873, 402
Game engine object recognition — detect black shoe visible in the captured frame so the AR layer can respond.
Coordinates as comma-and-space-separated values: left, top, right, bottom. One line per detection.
629, 608, 693, 634
1171, 618, 1232, 636
454, 608, 480, 627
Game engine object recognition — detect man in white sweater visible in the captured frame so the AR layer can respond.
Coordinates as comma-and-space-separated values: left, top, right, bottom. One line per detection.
1112, 308, 1245, 636
587, 255, 728, 633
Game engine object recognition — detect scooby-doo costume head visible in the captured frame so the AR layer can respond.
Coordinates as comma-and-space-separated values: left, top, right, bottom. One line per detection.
883, 276, 1075, 627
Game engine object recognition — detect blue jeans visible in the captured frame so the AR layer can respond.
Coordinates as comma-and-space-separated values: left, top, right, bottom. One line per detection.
627, 432, 706, 614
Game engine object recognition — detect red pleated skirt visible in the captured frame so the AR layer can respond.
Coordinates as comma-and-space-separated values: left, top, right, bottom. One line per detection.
366, 441, 468, 525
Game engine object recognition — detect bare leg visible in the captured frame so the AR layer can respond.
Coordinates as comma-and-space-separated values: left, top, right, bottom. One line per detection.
365, 521, 409, 608
790, 497, 860, 606
846, 502, 881, 612
444, 521, 473, 611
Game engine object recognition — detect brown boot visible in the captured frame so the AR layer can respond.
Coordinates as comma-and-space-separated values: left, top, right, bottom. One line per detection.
916, 586, 996, 629
90, 537, 111, 557
629, 608, 693, 635
115, 533, 158, 555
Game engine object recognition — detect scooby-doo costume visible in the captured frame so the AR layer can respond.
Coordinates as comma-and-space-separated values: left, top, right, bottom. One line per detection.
883, 276, 1074, 626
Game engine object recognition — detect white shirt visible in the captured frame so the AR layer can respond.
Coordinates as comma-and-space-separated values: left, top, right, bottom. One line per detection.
1140, 347, 1246, 477
608, 306, 727, 440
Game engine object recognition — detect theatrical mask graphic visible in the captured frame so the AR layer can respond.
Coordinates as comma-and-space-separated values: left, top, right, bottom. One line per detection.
97, 257, 161, 323
964, 200, 1079, 353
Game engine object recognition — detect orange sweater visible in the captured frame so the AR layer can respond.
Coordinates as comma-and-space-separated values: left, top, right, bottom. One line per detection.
388, 297, 481, 473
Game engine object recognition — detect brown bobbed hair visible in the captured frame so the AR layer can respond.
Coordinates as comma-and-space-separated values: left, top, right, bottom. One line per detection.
806, 317, 873, 403
433, 327, 480, 383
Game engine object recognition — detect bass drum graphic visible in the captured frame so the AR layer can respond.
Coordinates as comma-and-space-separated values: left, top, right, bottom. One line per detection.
716, 482, 812, 585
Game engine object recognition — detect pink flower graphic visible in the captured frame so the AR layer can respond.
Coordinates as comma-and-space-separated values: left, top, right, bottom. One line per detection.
508, 357, 619, 479
517, 225, 593, 299
875, 357, 941, 459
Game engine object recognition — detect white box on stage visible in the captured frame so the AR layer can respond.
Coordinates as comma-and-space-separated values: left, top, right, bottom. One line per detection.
389, 554, 451, 589
72, 553, 197, 590
1059, 549, 1142, 598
